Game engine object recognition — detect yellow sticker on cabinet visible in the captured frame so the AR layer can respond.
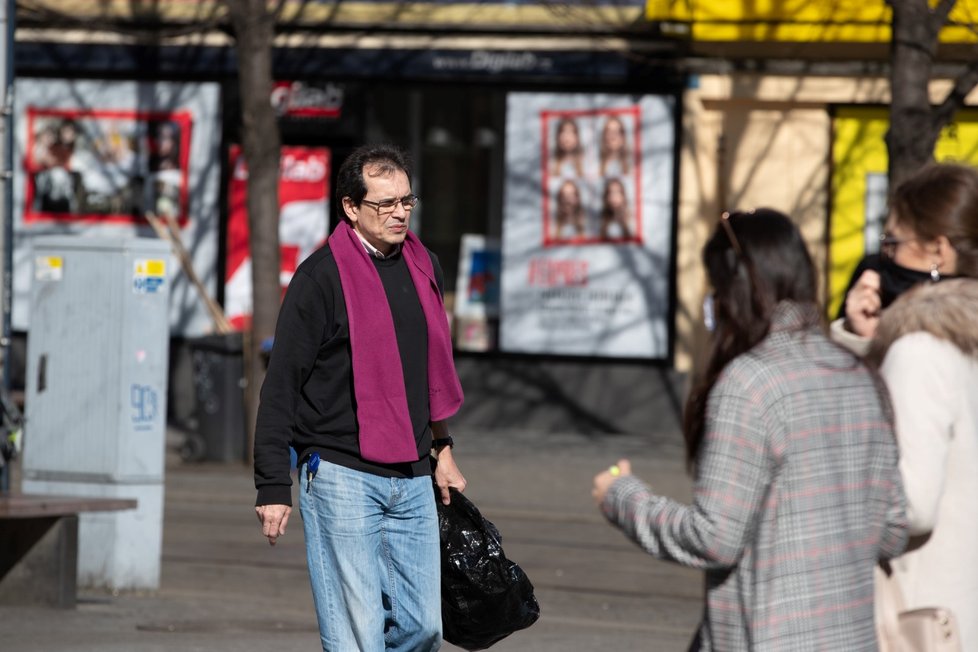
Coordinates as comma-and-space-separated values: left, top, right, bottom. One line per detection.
35, 256, 64, 282
133, 259, 167, 294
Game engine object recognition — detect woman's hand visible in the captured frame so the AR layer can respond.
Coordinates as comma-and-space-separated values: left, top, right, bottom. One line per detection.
844, 270, 882, 338
592, 459, 631, 505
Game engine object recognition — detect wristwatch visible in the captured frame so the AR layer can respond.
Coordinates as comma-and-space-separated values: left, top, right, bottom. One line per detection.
431, 436, 454, 450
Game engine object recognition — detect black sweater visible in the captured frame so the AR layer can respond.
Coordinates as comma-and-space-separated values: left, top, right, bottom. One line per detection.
254, 242, 443, 506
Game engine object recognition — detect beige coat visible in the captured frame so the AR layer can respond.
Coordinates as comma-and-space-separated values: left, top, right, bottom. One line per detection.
869, 279, 978, 650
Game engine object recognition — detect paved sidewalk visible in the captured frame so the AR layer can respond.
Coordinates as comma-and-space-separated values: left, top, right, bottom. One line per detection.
1, 427, 701, 651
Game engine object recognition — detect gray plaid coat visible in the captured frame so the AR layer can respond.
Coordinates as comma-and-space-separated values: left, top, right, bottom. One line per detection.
603, 302, 908, 651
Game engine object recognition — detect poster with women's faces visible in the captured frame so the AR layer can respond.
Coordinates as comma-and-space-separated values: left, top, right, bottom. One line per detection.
544, 109, 640, 245
501, 92, 676, 359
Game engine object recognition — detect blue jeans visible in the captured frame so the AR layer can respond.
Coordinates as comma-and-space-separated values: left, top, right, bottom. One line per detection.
299, 460, 442, 652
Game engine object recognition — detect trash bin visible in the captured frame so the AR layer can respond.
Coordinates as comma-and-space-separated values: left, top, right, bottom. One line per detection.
189, 332, 247, 463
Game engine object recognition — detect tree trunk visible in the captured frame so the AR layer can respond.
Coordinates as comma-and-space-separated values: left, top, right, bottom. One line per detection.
226, 0, 281, 464
887, 0, 944, 187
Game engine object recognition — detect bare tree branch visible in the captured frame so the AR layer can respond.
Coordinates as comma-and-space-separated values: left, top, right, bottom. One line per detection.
933, 58, 978, 127
933, 0, 958, 27
269, 0, 289, 25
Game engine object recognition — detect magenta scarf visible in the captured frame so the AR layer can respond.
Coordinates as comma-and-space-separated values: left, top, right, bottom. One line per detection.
329, 221, 464, 463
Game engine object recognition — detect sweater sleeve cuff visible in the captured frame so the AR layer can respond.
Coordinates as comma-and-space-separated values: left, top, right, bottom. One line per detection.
829, 317, 871, 357
601, 476, 651, 523
256, 484, 293, 507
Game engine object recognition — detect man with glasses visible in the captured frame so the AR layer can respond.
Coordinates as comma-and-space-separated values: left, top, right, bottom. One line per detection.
254, 143, 466, 651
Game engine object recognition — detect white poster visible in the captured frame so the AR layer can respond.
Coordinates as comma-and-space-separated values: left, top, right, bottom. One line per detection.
13, 79, 222, 336
453, 234, 501, 353
500, 92, 675, 359
454, 234, 500, 321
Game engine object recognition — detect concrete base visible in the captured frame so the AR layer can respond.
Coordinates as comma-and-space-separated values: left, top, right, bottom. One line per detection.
0, 513, 77, 607
21, 479, 163, 591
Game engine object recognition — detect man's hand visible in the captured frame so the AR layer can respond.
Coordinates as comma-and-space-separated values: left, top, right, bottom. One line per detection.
433, 446, 466, 505
592, 459, 631, 505
256, 504, 291, 546
844, 270, 882, 338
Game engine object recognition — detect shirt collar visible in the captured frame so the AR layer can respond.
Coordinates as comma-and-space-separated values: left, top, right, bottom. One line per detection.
354, 231, 401, 259
770, 300, 820, 333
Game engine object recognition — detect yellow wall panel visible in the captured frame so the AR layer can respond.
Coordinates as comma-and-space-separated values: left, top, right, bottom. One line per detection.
647, 0, 978, 44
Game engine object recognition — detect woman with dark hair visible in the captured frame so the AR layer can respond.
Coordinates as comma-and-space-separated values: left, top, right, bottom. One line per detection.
834, 162, 978, 354
850, 162, 978, 650
593, 209, 908, 651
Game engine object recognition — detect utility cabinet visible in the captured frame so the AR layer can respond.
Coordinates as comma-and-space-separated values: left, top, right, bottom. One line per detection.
22, 236, 171, 590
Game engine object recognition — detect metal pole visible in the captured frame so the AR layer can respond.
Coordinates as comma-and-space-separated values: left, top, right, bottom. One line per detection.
0, 0, 13, 491
0, 0, 13, 391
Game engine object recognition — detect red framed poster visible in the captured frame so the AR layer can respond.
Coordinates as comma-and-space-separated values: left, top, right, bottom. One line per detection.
23, 107, 193, 226
540, 106, 643, 247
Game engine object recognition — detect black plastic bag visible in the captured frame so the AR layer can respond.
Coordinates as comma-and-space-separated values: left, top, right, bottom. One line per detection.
435, 484, 540, 650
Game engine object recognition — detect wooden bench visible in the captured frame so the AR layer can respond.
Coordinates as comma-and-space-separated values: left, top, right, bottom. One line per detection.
0, 494, 137, 608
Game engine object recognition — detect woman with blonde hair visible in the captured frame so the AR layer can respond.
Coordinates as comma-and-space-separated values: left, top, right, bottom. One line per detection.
598, 115, 631, 178
552, 179, 586, 240
550, 117, 584, 178
598, 178, 632, 240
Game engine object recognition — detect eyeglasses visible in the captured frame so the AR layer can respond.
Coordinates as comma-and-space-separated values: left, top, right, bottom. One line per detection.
879, 233, 914, 259
719, 211, 744, 256
360, 194, 420, 214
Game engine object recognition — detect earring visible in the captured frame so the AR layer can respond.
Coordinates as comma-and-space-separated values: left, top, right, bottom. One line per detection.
930, 263, 941, 282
